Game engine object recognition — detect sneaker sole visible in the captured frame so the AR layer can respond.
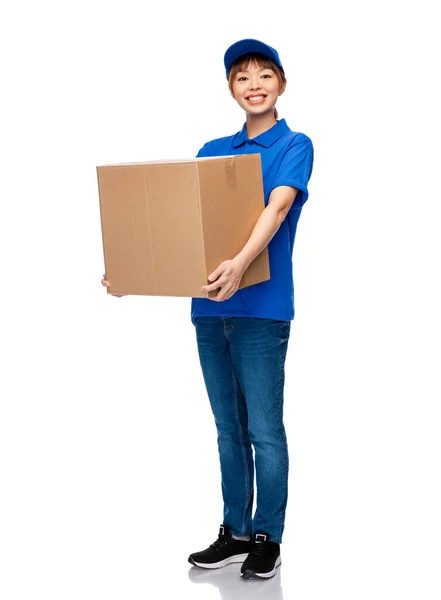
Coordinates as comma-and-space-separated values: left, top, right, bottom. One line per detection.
188, 553, 250, 569
241, 555, 282, 579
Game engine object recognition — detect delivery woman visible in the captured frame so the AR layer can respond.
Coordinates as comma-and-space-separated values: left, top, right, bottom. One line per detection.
102, 38, 314, 580
187, 38, 314, 580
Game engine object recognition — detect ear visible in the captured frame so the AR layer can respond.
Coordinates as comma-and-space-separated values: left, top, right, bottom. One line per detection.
279, 80, 287, 96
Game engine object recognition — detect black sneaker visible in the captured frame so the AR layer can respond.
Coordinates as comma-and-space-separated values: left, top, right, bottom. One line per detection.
188, 524, 252, 569
240, 531, 281, 579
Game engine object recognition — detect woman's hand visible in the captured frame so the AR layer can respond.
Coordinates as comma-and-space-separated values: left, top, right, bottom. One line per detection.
200, 257, 246, 302
101, 273, 125, 297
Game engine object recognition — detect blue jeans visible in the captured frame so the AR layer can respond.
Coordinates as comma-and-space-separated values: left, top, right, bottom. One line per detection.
194, 316, 291, 544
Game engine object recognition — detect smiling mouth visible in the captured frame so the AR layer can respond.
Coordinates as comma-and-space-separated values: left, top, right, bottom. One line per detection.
246, 95, 267, 103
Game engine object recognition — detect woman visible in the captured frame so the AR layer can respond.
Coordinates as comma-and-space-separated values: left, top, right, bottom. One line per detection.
188, 38, 314, 580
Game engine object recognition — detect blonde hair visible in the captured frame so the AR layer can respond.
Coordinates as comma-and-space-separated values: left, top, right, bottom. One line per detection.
227, 53, 287, 120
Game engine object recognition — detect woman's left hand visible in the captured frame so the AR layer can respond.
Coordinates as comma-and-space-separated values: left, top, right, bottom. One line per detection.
201, 257, 246, 302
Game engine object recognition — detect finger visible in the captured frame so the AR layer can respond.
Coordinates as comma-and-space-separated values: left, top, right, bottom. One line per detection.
210, 288, 228, 301
201, 282, 222, 293
215, 285, 235, 302
214, 292, 229, 302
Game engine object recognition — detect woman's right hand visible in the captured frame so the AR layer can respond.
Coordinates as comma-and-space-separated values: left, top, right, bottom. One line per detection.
101, 273, 124, 297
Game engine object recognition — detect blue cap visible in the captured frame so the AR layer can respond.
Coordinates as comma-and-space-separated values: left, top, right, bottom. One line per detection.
224, 38, 284, 78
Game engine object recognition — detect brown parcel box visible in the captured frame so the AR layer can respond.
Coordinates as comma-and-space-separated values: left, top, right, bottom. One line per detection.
96, 154, 270, 298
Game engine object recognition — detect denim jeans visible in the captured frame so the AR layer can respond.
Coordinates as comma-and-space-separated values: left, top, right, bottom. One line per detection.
194, 316, 291, 544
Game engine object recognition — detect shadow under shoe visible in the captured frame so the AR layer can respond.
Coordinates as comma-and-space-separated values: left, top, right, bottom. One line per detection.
241, 532, 281, 579
188, 524, 253, 569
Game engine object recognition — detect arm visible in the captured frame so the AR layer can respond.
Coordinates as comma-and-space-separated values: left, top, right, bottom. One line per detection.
201, 186, 298, 302
236, 185, 298, 270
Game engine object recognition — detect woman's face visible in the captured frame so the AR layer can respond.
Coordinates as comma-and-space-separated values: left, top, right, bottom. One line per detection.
230, 61, 284, 116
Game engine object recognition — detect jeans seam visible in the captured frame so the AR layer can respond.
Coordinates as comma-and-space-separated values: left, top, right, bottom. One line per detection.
232, 371, 250, 536
276, 331, 289, 543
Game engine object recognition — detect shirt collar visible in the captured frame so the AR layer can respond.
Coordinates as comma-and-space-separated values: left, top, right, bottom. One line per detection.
232, 118, 290, 148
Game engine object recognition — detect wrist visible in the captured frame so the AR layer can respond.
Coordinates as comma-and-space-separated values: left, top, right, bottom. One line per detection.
233, 253, 250, 273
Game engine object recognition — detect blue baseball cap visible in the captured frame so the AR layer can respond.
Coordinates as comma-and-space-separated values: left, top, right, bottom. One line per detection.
224, 38, 284, 78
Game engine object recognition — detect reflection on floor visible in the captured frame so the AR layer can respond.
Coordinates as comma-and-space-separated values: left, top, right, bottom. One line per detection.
188, 561, 284, 600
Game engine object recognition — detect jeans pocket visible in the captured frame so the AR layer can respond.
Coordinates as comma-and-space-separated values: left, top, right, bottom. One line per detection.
271, 319, 291, 341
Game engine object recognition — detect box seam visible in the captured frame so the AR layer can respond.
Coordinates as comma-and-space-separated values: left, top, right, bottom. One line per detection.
143, 166, 157, 293
196, 162, 207, 299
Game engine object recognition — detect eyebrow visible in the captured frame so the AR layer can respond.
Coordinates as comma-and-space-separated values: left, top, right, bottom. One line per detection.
236, 67, 274, 74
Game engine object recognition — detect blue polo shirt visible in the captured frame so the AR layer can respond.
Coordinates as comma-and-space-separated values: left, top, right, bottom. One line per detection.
191, 118, 314, 325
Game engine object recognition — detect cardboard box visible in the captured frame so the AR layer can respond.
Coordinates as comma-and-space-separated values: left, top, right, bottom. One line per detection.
96, 154, 270, 298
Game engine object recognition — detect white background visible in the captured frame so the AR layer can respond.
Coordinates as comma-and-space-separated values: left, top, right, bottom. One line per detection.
1, 1, 440, 599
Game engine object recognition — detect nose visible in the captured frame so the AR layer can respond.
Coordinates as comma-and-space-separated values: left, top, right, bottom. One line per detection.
248, 75, 262, 90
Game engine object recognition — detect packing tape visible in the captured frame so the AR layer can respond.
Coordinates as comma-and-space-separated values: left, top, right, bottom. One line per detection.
225, 157, 237, 190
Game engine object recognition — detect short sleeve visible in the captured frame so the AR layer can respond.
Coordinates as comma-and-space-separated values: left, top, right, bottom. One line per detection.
196, 142, 211, 158
271, 134, 314, 208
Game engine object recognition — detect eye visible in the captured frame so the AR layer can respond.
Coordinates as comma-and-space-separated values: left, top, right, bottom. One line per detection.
237, 76, 248, 81
262, 74, 272, 79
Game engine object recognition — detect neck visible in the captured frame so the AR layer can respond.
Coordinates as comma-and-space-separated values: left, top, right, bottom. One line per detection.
245, 111, 278, 139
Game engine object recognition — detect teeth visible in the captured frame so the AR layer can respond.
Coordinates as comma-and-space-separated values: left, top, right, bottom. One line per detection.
248, 96, 265, 101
